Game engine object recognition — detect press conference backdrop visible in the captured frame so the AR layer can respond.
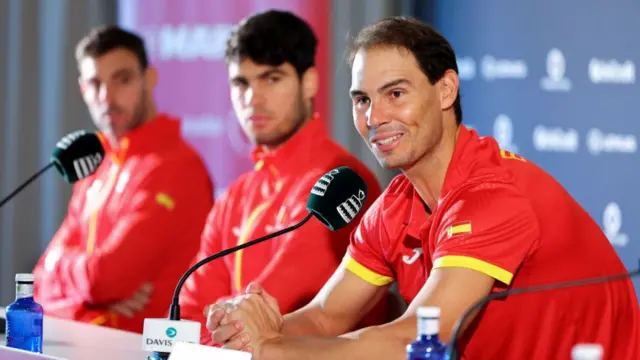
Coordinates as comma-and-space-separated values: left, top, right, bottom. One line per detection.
422, 0, 639, 296
117, 0, 331, 198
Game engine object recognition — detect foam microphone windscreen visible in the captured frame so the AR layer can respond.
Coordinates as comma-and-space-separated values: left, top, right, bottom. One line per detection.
51, 130, 105, 183
306, 166, 368, 231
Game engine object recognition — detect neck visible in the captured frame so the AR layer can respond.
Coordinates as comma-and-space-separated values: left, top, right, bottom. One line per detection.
107, 105, 158, 150
404, 125, 460, 211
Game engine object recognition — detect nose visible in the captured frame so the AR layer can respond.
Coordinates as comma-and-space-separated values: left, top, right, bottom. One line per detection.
244, 86, 264, 107
365, 101, 387, 128
97, 83, 116, 105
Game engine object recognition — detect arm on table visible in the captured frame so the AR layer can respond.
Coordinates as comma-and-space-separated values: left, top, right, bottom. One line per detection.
256, 184, 541, 360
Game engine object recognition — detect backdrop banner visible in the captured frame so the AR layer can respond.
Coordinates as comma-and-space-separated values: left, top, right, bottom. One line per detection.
118, 0, 330, 197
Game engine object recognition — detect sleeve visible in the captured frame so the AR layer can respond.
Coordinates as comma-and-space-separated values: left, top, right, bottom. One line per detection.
41, 162, 213, 305
178, 195, 233, 345
432, 184, 541, 286
33, 183, 85, 304
344, 197, 395, 287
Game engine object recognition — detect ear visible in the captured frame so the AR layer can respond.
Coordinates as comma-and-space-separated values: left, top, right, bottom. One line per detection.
144, 66, 159, 89
301, 66, 319, 101
438, 69, 459, 111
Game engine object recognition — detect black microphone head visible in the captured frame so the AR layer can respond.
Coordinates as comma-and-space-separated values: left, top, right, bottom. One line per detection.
306, 166, 368, 231
51, 130, 105, 183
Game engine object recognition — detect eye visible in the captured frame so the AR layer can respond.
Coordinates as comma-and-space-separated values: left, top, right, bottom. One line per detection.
390, 90, 404, 98
267, 76, 281, 84
354, 96, 370, 106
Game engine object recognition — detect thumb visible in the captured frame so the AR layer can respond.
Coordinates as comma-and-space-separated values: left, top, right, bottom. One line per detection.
246, 282, 264, 294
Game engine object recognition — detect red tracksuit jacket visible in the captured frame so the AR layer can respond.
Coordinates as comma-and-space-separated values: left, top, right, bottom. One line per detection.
179, 115, 384, 344
33, 114, 214, 333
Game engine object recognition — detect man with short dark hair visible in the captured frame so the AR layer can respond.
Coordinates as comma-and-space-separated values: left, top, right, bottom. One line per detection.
177, 10, 385, 345
205, 16, 639, 359
32, 25, 214, 333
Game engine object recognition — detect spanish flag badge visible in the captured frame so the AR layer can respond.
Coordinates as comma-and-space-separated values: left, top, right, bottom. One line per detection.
446, 221, 472, 238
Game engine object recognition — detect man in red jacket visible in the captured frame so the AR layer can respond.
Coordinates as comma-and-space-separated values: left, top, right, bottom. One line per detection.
178, 10, 387, 344
32, 26, 214, 333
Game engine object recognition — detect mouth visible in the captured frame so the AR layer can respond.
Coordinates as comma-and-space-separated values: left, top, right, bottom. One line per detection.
371, 133, 404, 152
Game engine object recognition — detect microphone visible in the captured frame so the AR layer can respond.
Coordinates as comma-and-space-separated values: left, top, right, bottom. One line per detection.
446, 263, 640, 360
0, 130, 105, 208
142, 166, 369, 359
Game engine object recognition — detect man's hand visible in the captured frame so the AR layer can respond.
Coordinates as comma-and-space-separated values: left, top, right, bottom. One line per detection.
207, 283, 283, 353
107, 282, 153, 318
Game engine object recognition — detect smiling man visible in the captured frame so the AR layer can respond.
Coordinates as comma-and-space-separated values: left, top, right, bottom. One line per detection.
32, 26, 214, 333
177, 10, 386, 345
205, 16, 639, 360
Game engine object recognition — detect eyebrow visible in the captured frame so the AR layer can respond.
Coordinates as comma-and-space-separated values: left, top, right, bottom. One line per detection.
230, 68, 288, 84
349, 78, 413, 98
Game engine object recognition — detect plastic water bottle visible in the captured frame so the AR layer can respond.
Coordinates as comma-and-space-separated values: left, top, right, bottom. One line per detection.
5, 273, 44, 353
406, 306, 448, 359
571, 344, 603, 360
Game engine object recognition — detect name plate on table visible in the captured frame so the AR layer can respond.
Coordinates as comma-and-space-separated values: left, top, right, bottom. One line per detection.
142, 319, 201, 353
168, 342, 251, 360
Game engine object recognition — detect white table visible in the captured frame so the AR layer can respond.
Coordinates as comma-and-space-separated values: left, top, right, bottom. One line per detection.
1, 307, 151, 360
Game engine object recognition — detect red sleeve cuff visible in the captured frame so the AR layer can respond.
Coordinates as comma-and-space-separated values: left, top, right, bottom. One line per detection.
343, 253, 394, 286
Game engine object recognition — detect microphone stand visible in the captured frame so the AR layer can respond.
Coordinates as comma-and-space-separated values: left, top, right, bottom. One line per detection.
0, 162, 55, 208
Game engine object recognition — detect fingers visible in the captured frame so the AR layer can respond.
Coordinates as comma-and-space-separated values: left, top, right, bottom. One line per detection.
221, 332, 251, 351
206, 307, 226, 332
246, 282, 264, 294
108, 302, 135, 318
211, 321, 244, 345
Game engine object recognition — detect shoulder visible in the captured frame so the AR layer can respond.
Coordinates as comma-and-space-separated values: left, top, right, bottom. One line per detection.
358, 174, 413, 234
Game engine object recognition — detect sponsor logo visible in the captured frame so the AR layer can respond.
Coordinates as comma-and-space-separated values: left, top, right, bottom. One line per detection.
603, 202, 629, 247
336, 189, 366, 223
402, 248, 423, 265
481, 55, 528, 80
540, 48, 572, 92
493, 114, 518, 153
586, 128, 637, 155
457, 57, 476, 80
141, 24, 235, 61
533, 125, 579, 152
72, 153, 103, 179
166, 327, 177, 338
311, 169, 340, 197
589, 58, 636, 84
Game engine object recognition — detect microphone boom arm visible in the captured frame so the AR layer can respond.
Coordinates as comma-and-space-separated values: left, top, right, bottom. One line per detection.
169, 212, 314, 320
0, 162, 55, 208
447, 266, 640, 359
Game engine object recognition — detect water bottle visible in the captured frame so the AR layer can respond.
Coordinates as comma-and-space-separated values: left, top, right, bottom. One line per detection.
5, 273, 44, 353
571, 344, 603, 360
406, 306, 448, 359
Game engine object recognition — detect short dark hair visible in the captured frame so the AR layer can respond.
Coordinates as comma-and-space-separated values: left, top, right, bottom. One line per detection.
225, 10, 317, 78
75, 25, 149, 70
348, 16, 463, 124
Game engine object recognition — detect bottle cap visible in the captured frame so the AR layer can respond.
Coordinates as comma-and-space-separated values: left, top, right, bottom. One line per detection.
572, 344, 603, 359
15, 273, 35, 283
417, 306, 440, 318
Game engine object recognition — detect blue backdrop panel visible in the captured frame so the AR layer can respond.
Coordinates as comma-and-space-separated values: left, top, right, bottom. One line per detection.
429, 0, 640, 296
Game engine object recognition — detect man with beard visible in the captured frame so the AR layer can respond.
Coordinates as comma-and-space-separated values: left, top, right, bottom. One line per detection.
204, 17, 639, 360
32, 26, 214, 333
178, 10, 388, 345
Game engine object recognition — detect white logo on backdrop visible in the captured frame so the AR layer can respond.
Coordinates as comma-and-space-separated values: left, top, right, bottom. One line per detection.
532, 125, 579, 152
589, 58, 636, 84
603, 202, 629, 247
493, 114, 518, 152
540, 48, 572, 92
586, 128, 638, 155
481, 55, 528, 81
457, 57, 476, 81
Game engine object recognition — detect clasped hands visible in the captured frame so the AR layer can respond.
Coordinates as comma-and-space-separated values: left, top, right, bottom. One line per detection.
205, 283, 284, 356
